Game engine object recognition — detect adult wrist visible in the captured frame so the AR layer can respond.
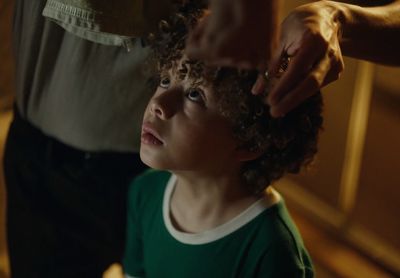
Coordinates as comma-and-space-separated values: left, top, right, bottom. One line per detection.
324, 1, 350, 42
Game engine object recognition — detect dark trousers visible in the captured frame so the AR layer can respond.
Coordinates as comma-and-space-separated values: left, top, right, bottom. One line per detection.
4, 110, 147, 278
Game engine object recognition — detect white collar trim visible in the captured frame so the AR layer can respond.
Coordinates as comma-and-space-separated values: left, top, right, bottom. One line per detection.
162, 174, 281, 245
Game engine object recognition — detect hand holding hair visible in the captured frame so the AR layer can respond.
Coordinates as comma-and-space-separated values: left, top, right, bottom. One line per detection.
253, 0, 400, 118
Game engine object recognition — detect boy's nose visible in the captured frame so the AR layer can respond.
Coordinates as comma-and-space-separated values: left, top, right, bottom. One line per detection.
150, 89, 179, 119
150, 101, 169, 119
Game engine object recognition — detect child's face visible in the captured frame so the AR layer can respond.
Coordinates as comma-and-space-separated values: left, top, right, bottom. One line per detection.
140, 59, 241, 174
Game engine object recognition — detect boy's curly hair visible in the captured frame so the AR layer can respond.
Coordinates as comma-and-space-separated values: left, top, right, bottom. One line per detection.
148, 1, 323, 195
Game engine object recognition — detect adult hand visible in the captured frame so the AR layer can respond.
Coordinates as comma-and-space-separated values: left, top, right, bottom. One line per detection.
253, 1, 344, 117
185, 0, 280, 70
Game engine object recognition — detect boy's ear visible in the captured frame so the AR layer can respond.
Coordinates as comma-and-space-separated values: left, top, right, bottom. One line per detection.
234, 146, 263, 162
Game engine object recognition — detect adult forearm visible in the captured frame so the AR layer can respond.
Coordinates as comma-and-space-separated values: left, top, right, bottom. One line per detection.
335, 0, 400, 65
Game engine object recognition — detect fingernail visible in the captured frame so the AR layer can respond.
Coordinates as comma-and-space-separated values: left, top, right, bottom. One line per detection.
270, 107, 285, 118
251, 78, 263, 95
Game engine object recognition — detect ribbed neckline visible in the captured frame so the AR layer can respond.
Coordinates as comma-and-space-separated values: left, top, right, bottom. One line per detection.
163, 174, 281, 245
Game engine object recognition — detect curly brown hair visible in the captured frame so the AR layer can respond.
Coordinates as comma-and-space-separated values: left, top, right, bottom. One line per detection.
148, 1, 323, 195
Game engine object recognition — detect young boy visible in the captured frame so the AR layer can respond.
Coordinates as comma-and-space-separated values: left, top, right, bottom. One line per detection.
123, 3, 322, 277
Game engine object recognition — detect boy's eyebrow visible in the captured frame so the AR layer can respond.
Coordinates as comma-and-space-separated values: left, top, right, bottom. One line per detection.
189, 79, 210, 102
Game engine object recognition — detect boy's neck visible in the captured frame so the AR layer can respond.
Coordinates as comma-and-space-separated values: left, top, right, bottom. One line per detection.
169, 171, 265, 233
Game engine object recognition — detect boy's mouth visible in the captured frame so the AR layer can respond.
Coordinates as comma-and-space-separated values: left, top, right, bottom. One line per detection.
141, 122, 164, 146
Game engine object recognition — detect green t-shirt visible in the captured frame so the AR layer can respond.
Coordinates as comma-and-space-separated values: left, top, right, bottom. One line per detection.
123, 170, 314, 277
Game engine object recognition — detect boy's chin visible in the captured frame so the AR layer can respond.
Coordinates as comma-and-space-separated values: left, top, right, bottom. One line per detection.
139, 151, 168, 170
139, 152, 153, 168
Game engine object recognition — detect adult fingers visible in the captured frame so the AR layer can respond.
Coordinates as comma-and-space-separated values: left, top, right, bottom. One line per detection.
269, 53, 331, 117
267, 44, 321, 107
187, 26, 245, 67
185, 18, 210, 60
267, 31, 332, 107
268, 42, 285, 78
187, 22, 270, 68
251, 74, 267, 95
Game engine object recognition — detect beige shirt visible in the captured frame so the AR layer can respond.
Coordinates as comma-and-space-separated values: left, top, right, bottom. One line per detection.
42, 0, 174, 47
14, 0, 159, 152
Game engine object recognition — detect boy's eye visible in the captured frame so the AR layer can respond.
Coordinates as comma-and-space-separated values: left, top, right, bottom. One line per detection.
186, 88, 205, 104
159, 77, 170, 88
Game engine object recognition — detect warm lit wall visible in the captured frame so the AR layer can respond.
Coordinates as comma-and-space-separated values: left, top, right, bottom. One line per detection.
0, 114, 12, 278
277, 1, 400, 276
0, 0, 15, 277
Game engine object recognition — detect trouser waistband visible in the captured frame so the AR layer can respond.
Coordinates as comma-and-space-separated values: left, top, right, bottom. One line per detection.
10, 106, 140, 166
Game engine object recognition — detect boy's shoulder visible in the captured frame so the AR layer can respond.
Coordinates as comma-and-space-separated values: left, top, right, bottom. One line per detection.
254, 200, 304, 253
251, 200, 314, 276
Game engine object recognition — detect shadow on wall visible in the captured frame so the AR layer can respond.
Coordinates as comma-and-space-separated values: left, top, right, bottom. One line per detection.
0, 0, 15, 111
